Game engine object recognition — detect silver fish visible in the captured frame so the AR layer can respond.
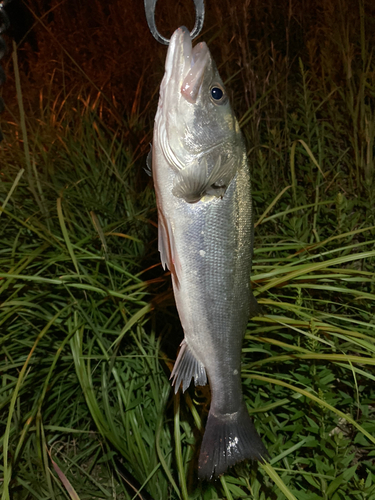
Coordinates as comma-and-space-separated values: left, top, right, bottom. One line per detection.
151, 26, 267, 480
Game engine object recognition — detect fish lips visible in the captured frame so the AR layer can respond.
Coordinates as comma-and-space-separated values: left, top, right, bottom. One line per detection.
165, 26, 210, 104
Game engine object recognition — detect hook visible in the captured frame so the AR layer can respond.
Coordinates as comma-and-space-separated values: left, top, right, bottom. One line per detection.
144, 0, 204, 45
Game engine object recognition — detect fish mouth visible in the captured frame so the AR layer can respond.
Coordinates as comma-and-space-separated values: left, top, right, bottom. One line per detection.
165, 26, 210, 104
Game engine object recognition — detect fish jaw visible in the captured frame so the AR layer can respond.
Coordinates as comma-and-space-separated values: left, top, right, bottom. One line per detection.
155, 26, 241, 173
164, 26, 210, 105
155, 26, 210, 171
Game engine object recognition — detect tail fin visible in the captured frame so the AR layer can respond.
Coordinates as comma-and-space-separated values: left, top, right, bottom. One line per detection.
198, 403, 268, 480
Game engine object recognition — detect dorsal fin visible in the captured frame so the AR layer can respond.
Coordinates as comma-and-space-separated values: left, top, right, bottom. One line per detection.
144, 144, 153, 177
158, 214, 181, 287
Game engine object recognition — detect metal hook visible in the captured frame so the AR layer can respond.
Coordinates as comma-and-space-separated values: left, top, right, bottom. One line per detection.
144, 0, 204, 45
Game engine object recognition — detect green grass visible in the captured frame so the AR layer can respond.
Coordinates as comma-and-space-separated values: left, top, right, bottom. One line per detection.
1, 0, 375, 498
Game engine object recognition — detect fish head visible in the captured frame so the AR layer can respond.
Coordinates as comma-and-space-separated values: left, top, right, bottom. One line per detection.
156, 26, 242, 195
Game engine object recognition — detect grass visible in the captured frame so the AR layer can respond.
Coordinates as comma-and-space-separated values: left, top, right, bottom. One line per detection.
1, 0, 375, 498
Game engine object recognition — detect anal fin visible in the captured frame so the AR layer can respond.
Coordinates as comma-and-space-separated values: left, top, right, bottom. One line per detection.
170, 339, 207, 393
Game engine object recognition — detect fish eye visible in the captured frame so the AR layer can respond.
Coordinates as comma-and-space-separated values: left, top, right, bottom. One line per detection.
210, 85, 226, 104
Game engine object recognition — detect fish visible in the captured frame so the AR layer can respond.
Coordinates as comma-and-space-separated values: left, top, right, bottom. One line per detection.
151, 26, 268, 480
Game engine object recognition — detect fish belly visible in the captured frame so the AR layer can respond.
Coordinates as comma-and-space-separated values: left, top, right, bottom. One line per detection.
172, 162, 252, 413
155, 150, 268, 479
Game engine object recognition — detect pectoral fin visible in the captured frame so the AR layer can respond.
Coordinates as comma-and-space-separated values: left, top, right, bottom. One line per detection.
172, 156, 237, 203
170, 339, 207, 393
172, 158, 209, 203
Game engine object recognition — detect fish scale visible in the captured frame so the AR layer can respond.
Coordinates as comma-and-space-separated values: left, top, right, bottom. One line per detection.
152, 25, 268, 480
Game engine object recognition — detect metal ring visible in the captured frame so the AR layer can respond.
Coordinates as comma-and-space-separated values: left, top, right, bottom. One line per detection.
144, 0, 204, 45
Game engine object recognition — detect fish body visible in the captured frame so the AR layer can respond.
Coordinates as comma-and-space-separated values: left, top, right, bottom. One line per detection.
152, 26, 267, 479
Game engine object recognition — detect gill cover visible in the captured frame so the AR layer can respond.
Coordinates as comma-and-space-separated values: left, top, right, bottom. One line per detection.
162, 27, 240, 203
